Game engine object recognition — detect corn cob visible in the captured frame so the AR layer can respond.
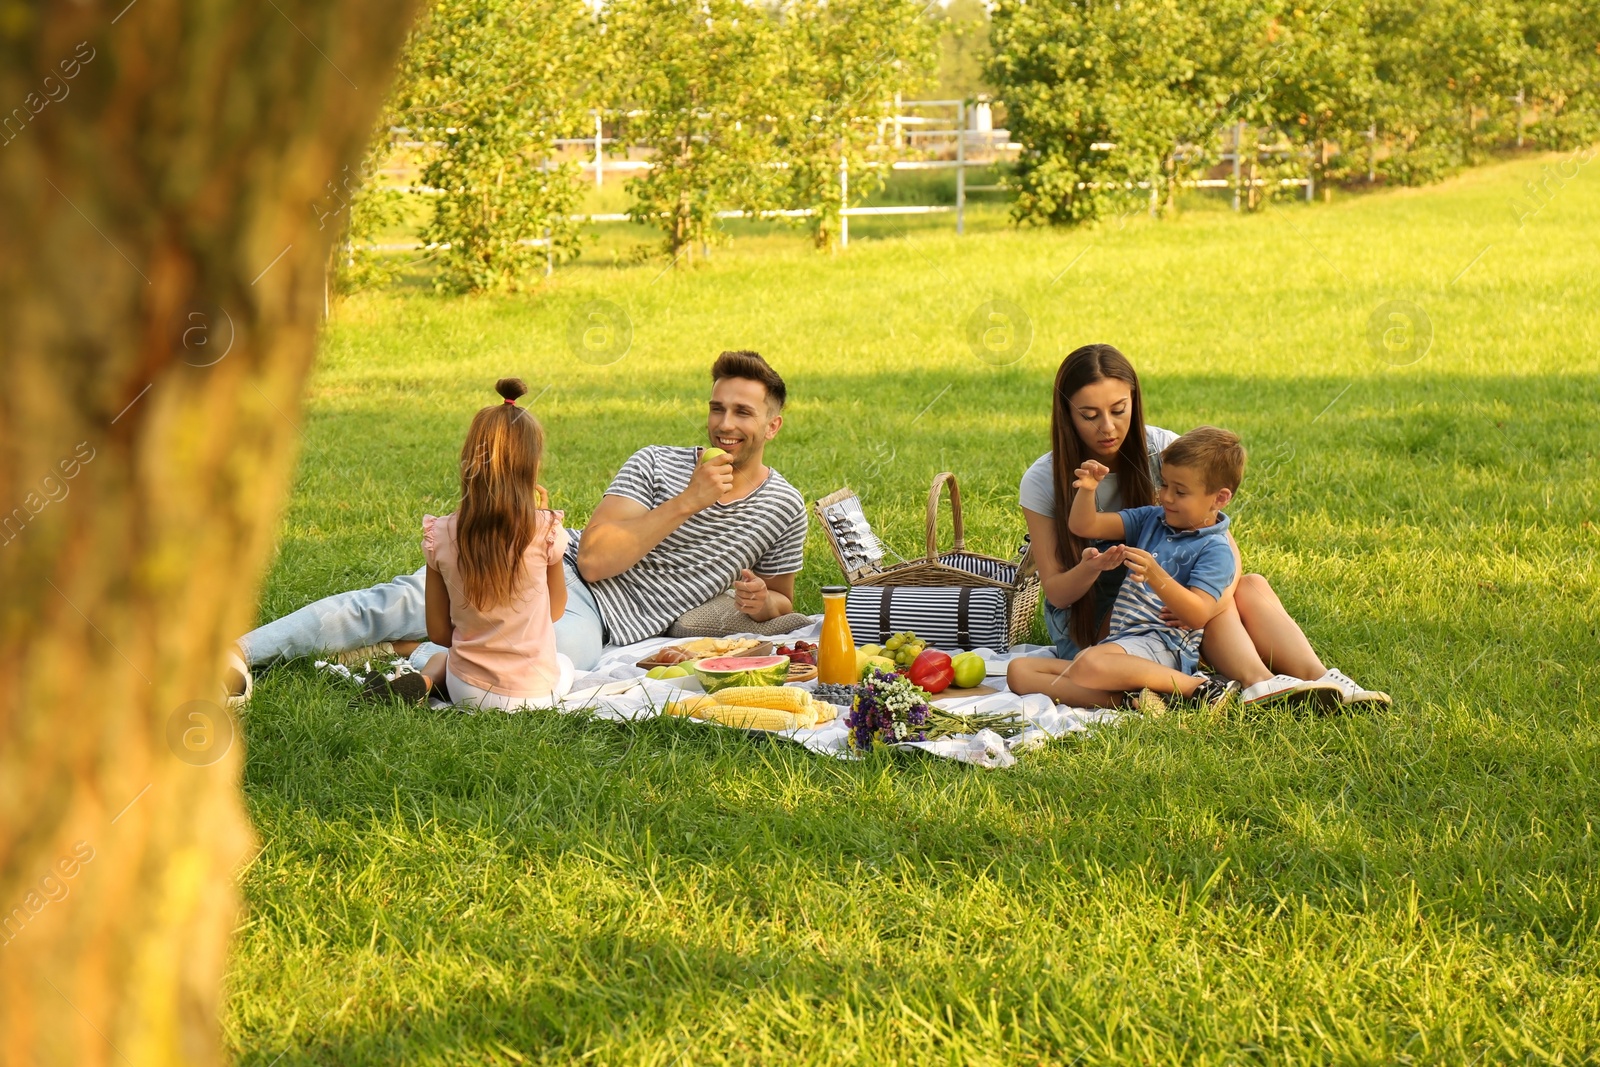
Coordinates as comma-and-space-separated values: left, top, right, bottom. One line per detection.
709, 686, 812, 712
664, 694, 717, 717
695, 704, 804, 731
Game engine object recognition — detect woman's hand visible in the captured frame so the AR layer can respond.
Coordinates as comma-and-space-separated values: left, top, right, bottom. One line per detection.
533, 484, 550, 509
1080, 544, 1127, 572
1072, 459, 1111, 491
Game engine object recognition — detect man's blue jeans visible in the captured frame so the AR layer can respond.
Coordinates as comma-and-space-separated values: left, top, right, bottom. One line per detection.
238, 557, 607, 672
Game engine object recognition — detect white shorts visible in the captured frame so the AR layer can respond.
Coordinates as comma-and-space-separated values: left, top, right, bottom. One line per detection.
1105, 633, 1183, 671
445, 654, 574, 712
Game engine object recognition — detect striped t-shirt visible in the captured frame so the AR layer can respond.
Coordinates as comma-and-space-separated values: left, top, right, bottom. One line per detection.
566, 446, 808, 645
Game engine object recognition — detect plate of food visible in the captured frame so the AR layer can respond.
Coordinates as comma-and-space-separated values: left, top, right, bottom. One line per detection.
774, 639, 818, 682
636, 637, 771, 670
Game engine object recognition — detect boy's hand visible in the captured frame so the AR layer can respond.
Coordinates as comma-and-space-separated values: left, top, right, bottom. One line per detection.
1157, 607, 1196, 631
1080, 544, 1127, 572
1072, 460, 1111, 491
1122, 547, 1170, 588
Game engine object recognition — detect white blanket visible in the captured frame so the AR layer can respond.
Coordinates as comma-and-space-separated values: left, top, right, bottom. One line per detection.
559, 616, 1123, 769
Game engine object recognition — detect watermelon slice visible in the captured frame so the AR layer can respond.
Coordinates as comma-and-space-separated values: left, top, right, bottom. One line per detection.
692, 655, 791, 693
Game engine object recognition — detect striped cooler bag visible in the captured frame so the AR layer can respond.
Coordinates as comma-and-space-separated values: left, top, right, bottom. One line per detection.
814, 472, 1041, 653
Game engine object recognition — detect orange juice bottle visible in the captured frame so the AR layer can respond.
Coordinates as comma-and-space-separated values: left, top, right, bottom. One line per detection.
818, 585, 856, 685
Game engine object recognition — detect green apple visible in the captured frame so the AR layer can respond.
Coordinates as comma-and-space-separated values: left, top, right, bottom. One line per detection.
700, 446, 728, 464
647, 664, 691, 679
951, 652, 986, 689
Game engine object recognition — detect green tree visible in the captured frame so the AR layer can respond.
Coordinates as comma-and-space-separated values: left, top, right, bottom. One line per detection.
932, 0, 994, 103
774, 0, 937, 249
611, 0, 787, 262
0, 0, 419, 1062
391, 0, 603, 291
989, 0, 1222, 224
1368, 0, 1524, 184
1515, 0, 1600, 150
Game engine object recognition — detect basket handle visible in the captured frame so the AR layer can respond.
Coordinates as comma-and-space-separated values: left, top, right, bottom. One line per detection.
924, 472, 964, 560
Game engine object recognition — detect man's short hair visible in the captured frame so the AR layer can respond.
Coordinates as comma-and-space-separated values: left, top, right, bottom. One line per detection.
1162, 426, 1246, 493
712, 350, 786, 410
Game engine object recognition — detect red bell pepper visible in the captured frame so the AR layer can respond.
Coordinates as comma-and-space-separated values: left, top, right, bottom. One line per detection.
907, 649, 955, 694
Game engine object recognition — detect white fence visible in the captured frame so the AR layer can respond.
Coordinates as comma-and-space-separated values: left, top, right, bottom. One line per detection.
378, 103, 1320, 259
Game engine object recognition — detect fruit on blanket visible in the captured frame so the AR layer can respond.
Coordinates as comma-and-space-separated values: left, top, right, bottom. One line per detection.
885, 630, 927, 668
692, 655, 791, 692
700, 446, 728, 464
646, 664, 691, 679
710, 686, 812, 712
858, 655, 896, 681
775, 639, 816, 665
951, 652, 986, 689
859, 644, 884, 658
907, 649, 955, 693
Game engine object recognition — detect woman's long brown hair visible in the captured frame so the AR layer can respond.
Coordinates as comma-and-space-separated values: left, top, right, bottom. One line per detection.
1049, 344, 1157, 651
456, 377, 549, 611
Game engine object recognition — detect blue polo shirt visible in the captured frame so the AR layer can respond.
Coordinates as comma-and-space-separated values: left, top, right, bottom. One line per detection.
1105, 506, 1236, 668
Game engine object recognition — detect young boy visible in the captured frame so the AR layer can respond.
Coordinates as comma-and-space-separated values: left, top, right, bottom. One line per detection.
1059, 425, 1246, 707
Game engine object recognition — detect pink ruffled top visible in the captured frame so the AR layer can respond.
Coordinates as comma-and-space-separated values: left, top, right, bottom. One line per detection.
422, 510, 569, 699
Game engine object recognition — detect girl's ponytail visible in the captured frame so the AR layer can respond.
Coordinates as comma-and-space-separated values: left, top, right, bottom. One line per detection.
456, 377, 547, 610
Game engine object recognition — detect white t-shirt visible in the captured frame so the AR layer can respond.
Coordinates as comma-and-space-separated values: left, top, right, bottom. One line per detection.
1017, 425, 1179, 517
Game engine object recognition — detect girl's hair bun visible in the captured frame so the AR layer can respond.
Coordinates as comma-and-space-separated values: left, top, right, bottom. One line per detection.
495, 377, 529, 403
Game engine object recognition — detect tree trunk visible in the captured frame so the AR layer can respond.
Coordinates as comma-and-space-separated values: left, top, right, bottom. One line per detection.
0, 1, 419, 1063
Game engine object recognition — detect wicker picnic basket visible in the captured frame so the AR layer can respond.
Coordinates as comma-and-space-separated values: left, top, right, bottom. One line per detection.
814, 472, 1042, 651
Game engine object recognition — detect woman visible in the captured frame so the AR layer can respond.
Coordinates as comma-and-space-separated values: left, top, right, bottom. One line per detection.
1006, 343, 1389, 709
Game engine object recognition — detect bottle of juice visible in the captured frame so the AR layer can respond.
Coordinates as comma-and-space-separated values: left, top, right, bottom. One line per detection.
817, 585, 856, 685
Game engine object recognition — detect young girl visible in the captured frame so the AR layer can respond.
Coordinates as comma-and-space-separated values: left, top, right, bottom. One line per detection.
367, 377, 571, 709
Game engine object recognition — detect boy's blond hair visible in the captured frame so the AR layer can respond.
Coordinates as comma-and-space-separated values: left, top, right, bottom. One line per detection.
1162, 426, 1247, 493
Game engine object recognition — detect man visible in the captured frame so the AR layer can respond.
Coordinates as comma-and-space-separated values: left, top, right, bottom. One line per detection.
232, 351, 809, 686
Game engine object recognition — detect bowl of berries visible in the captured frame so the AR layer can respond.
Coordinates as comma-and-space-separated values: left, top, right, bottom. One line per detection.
774, 640, 818, 682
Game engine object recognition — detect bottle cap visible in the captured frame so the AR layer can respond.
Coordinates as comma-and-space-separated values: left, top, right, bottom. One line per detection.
821, 584, 848, 595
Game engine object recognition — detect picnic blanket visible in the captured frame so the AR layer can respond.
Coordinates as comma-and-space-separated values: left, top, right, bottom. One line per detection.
320, 616, 1122, 769
559, 616, 1121, 769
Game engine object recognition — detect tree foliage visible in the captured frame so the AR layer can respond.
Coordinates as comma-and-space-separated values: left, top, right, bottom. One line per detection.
990, 0, 1600, 224
390, 0, 603, 291
774, 0, 937, 249
608, 0, 788, 261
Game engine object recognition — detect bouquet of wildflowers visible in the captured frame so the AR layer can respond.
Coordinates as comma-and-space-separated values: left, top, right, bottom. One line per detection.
846, 667, 932, 749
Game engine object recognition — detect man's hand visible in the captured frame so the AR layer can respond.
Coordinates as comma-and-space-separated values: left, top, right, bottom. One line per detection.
1073, 459, 1111, 492
733, 569, 769, 616
1080, 544, 1127, 572
1122, 547, 1170, 588
677, 451, 735, 513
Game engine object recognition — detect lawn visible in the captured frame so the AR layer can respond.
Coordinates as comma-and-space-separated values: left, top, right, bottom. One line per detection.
229, 155, 1600, 1064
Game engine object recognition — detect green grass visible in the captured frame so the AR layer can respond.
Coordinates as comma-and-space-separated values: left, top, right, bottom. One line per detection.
231, 153, 1600, 1064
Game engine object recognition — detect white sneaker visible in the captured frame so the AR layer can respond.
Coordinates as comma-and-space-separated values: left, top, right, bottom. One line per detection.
223, 648, 253, 709
1318, 668, 1392, 707
1241, 673, 1344, 709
